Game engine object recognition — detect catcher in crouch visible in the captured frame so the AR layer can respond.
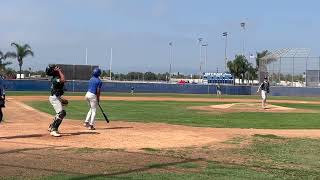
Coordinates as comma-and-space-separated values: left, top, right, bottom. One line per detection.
46, 65, 68, 137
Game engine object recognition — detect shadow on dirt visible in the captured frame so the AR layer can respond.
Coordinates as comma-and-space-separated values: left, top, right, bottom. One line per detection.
0, 134, 45, 140
0, 131, 100, 140
98, 126, 133, 130
61, 131, 100, 136
66, 158, 203, 180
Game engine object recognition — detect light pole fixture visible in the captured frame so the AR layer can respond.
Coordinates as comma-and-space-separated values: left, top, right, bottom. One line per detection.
198, 38, 203, 79
169, 42, 173, 82
240, 22, 246, 55
223, 32, 228, 72
202, 43, 208, 73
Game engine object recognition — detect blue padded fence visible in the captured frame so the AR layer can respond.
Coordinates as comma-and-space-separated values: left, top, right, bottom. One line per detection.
6, 80, 51, 91
5, 80, 251, 95
5, 79, 320, 96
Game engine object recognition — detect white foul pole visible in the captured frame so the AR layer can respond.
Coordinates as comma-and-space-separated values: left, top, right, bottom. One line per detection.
110, 48, 113, 80
85, 48, 88, 65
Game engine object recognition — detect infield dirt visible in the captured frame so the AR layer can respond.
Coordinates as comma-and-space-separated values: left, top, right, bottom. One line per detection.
1, 96, 320, 178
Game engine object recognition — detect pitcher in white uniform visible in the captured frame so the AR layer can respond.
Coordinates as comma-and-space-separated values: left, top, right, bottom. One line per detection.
84, 68, 102, 130
257, 77, 270, 109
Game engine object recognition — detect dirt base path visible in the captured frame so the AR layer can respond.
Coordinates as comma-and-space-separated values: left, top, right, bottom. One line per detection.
1, 96, 320, 154
1, 96, 320, 179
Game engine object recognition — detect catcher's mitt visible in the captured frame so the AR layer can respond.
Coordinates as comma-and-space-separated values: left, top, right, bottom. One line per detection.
59, 97, 69, 106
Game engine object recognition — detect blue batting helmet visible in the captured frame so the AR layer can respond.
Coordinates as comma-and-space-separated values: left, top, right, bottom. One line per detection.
92, 68, 101, 77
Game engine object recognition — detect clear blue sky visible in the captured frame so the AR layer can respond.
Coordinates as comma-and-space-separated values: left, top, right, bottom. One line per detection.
1, 0, 319, 73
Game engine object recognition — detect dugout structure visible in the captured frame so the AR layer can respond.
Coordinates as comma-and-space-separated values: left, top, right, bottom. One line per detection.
53, 64, 99, 80
259, 48, 320, 87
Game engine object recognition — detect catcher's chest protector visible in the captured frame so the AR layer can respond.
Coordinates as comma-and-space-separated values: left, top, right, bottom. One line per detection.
51, 77, 65, 96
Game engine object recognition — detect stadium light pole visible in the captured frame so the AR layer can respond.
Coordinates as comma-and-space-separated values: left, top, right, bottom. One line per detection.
202, 43, 208, 73
201, 42, 209, 93
169, 42, 173, 82
85, 48, 88, 65
223, 32, 228, 72
110, 48, 113, 80
198, 38, 203, 81
240, 22, 246, 56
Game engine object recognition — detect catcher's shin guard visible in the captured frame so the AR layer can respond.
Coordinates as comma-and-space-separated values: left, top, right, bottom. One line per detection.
51, 110, 66, 131
51, 118, 62, 131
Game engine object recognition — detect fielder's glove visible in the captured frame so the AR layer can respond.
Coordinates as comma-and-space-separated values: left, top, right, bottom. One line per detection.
59, 97, 69, 106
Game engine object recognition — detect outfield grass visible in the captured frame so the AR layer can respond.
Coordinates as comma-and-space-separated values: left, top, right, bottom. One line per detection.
7, 91, 320, 101
26, 100, 320, 129
33, 136, 320, 180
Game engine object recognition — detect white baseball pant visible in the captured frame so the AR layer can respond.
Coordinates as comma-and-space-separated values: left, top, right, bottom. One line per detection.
85, 92, 98, 125
49, 95, 63, 114
261, 90, 267, 100
261, 90, 267, 108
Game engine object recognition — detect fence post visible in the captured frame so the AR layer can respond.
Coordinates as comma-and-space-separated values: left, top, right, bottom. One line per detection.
278, 57, 281, 85
72, 80, 75, 92
305, 57, 308, 87
292, 57, 294, 87
272, 61, 274, 83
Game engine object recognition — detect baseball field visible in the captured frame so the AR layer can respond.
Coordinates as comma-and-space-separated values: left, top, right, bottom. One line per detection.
1, 92, 320, 179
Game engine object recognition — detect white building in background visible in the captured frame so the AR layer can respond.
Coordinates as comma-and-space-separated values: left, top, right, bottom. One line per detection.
16, 74, 25, 79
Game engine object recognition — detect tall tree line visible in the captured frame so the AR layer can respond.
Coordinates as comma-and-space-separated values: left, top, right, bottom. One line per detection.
227, 50, 271, 84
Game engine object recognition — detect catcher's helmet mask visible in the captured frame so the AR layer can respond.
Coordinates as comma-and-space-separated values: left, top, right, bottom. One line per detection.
46, 65, 60, 77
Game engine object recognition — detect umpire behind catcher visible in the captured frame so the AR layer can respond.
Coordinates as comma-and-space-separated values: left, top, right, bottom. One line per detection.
46, 65, 68, 137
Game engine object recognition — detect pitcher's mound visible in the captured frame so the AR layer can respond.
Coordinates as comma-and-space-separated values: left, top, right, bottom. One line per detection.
190, 103, 314, 113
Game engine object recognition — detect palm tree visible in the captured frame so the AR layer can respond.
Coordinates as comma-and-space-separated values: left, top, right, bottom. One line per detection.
247, 64, 257, 85
10, 43, 34, 79
256, 50, 277, 82
255, 50, 270, 70
227, 55, 251, 84
0, 50, 15, 73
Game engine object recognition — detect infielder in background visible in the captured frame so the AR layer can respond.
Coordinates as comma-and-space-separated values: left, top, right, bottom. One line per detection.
84, 68, 102, 130
216, 83, 222, 98
257, 77, 270, 109
0, 75, 5, 123
46, 65, 67, 137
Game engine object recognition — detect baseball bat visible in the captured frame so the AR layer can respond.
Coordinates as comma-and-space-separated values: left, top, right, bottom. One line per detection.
98, 103, 109, 123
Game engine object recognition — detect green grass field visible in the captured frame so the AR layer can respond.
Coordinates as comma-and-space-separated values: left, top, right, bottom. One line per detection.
33, 135, 320, 180
26, 100, 320, 129
5, 92, 320, 179
7, 91, 320, 101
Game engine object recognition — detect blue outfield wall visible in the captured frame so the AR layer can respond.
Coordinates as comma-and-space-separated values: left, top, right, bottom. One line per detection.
4, 79, 320, 96
6, 80, 51, 91
100, 82, 251, 95
5, 80, 251, 95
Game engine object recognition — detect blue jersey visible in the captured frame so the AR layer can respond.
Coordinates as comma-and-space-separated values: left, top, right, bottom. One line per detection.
88, 77, 102, 94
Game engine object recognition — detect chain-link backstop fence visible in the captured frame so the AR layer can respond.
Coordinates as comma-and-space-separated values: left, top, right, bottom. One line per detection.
259, 48, 320, 87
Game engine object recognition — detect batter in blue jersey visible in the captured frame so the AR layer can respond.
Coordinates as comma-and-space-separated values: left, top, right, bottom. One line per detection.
84, 68, 102, 130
